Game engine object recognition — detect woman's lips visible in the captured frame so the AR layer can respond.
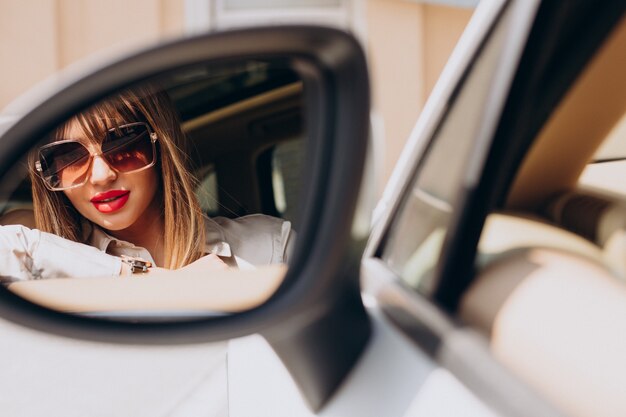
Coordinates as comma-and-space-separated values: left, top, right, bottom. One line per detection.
90, 190, 130, 213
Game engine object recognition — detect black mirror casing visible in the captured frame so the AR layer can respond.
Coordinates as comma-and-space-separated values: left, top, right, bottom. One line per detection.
0, 26, 371, 410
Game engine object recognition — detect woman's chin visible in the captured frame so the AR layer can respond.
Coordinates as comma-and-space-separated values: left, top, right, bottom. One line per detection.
92, 213, 137, 232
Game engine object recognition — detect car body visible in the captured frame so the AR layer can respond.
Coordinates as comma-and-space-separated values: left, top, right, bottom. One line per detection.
228, 1, 626, 416
0, 0, 625, 416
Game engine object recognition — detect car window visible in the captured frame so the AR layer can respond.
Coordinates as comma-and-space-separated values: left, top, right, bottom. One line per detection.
579, 112, 626, 196
272, 139, 305, 225
376, 7, 511, 296
196, 164, 220, 216
590, 112, 626, 162
194, 135, 305, 223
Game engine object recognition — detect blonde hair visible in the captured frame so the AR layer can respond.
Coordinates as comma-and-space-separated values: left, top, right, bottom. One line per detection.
29, 87, 206, 269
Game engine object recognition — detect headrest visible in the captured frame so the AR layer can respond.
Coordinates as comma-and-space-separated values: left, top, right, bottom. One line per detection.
463, 214, 626, 417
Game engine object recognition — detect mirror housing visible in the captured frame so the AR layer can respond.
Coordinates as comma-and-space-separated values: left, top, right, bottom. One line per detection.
0, 26, 370, 411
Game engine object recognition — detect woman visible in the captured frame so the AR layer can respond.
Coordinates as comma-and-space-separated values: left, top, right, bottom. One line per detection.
0, 86, 294, 282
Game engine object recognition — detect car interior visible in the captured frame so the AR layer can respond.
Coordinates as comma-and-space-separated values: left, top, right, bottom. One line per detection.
459, 15, 626, 417
0, 61, 306, 315
0, 61, 306, 231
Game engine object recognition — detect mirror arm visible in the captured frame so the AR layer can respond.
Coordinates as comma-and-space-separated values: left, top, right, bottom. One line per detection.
263, 285, 370, 411
262, 237, 371, 411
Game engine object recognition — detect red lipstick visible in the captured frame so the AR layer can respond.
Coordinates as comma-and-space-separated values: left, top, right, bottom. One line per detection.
90, 190, 130, 213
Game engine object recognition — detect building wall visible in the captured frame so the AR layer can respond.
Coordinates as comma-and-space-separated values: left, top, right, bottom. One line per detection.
0, 0, 184, 109
366, 0, 473, 189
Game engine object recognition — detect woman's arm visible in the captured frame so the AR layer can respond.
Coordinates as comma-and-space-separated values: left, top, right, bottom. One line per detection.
178, 253, 228, 272
0, 225, 122, 282
9, 264, 287, 314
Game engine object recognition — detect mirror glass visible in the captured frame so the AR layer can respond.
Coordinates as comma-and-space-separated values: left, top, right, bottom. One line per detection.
0, 59, 305, 321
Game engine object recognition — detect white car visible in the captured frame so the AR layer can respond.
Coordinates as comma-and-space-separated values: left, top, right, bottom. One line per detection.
1, 0, 625, 416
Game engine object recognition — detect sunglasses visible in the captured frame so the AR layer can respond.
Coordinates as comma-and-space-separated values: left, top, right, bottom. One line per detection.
35, 122, 158, 191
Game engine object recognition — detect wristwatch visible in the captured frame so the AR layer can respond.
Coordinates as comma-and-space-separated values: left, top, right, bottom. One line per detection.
120, 255, 153, 274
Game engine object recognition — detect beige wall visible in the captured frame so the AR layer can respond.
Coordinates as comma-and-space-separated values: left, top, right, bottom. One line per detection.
423, 4, 474, 96
0, 0, 58, 108
366, 0, 472, 189
0, 0, 184, 109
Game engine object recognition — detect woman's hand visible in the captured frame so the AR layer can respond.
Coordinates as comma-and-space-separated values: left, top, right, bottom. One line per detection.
179, 253, 229, 272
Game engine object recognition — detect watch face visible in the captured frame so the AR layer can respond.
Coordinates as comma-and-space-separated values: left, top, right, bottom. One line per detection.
122, 256, 152, 274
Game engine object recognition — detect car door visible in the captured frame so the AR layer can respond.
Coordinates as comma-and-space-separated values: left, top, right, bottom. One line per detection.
362, 1, 626, 417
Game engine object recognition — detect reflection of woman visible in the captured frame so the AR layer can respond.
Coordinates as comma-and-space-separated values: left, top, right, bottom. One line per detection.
0, 87, 293, 282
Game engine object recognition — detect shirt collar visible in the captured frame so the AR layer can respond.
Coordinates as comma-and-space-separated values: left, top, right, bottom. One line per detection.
82, 217, 232, 258
203, 216, 232, 257
82, 220, 115, 252
83, 220, 141, 252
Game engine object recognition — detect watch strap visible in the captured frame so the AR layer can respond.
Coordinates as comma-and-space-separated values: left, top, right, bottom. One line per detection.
120, 255, 152, 274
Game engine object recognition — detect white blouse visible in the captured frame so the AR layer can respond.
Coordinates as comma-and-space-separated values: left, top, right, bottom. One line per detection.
0, 214, 293, 283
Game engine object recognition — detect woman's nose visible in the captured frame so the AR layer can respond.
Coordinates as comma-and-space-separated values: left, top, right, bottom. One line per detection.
89, 155, 117, 185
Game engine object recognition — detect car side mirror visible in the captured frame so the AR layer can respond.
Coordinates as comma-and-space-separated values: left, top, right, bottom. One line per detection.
0, 26, 371, 411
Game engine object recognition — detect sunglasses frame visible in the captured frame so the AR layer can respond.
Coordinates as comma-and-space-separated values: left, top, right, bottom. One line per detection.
35, 122, 158, 191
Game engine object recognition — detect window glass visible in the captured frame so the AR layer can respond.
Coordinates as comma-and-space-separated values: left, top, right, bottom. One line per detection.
272, 139, 304, 223
195, 165, 220, 216
378, 9, 510, 295
195, 138, 304, 222
589, 113, 626, 162
579, 112, 626, 196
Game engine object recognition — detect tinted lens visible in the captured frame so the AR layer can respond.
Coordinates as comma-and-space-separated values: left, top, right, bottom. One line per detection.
39, 142, 91, 189
102, 124, 154, 172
